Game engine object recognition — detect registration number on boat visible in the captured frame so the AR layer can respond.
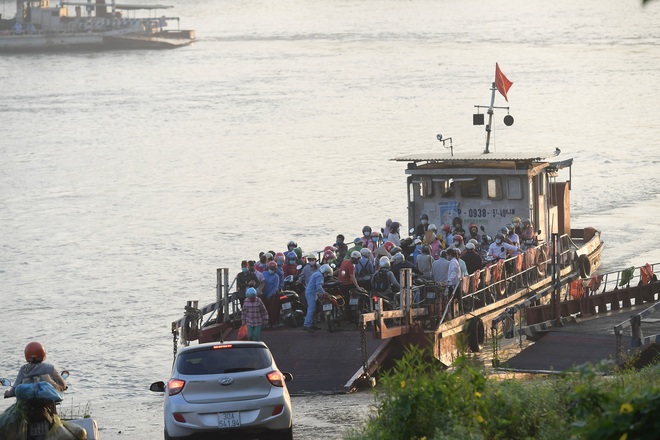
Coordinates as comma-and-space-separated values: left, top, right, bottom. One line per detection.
281, 302, 292, 310
349, 298, 359, 305
219, 411, 240, 428
322, 303, 333, 312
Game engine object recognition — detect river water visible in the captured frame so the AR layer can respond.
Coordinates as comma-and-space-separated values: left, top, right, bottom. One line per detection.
1, 0, 659, 438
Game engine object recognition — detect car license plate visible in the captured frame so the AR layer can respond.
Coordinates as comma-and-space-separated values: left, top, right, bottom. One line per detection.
349, 297, 359, 305
322, 303, 333, 311
219, 411, 240, 428
281, 302, 292, 310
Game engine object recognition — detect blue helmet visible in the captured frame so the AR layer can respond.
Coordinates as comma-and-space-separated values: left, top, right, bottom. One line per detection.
246, 287, 257, 298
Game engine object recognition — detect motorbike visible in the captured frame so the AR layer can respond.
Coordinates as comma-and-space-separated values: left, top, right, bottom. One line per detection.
347, 287, 371, 327
279, 278, 306, 327
1, 372, 98, 440
318, 292, 344, 332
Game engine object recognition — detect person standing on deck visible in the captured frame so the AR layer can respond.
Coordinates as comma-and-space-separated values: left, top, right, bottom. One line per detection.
262, 261, 282, 327
432, 250, 450, 284
241, 288, 269, 341
302, 264, 333, 332
299, 253, 319, 287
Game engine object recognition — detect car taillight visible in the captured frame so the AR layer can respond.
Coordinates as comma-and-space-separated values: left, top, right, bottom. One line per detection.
272, 404, 284, 416
168, 379, 186, 396
212, 344, 233, 349
266, 371, 284, 387
173, 413, 187, 423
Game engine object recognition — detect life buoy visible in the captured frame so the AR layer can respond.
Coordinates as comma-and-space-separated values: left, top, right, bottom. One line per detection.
640, 263, 654, 285
536, 248, 548, 277
577, 254, 592, 278
466, 317, 485, 353
588, 274, 603, 292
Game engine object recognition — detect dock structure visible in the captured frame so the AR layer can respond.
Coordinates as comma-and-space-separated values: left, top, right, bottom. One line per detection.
499, 264, 660, 372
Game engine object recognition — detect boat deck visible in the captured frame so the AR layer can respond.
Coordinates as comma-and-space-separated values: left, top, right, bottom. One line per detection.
505, 301, 660, 371
252, 326, 387, 395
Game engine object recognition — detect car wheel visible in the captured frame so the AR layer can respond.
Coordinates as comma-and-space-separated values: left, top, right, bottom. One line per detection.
274, 426, 293, 440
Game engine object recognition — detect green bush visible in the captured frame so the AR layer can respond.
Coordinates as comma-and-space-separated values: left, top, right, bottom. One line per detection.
346, 347, 660, 440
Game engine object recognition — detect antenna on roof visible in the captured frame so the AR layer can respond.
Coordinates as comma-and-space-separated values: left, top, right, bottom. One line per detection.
436, 134, 453, 156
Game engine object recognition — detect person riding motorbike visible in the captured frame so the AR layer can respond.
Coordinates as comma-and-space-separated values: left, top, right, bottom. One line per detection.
520, 218, 537, 249
507, 224, 520, 248
302, 264, 334, 332
414, 213, 430, 239
451, 217, 465, 239
4, 342, 67, 400
512, 216, 522, 235
466, 223, 481, 244
283, 251, 300, 278
367, 231, 382, 253
371, 258, 400, 302
334, 234, 348, 263
338, 251, 362, 304
299, 252, 319, 287
441, 224, 454, 246
386, 221, 401, 246
452, 234, 466, 254
356, 248, 375, 288
462, 242, 483, 275
390, 252, 420, 283
415, 244, 434, 279
361, 226, 373, 247
286, 240, 298, 254
487, 233, 521, 259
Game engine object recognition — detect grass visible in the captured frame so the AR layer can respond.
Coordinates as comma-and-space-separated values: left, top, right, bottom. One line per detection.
345, 346, 660, 440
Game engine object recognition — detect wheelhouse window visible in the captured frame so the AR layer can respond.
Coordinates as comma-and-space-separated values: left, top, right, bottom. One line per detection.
506, 177, 523, 199
460, 178, 481, 198
413, 179, 434, 198
432, 178, 455, 198
487, 178, 502, 200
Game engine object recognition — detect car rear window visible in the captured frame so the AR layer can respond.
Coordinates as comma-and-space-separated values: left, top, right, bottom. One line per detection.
177, 345, 272, 375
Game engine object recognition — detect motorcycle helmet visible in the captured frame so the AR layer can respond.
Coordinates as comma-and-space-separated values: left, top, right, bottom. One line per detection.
468, 238, 479, 247
453, 234, 464, 245
390, 221, 400, 233
362, 226, 372, 236
466, 242, 476, 250
293, 247, 303, 259
513, 216, 522, 224
379, 258, 391, 269
383, 241, 395, 253
441, 224, 452, 233
508, 224, 516, 235
452, 217, 463, 227
469, 223, 478, 233
422, 244, 430, 254
306, 252, 317, 261
287, 240, 297, 250
391, 253, 404, 264
246, 287, 257, 298
420, 213, 428, 221
268, 261, 278, 270
428, 224, 438, 232
495, 233, 504, 243
323, 249, 336, 261
390, 246, 402, 255
499, 227, 509, 236
360, 248, 372, 258
351, 251, 362, 260
319, 264, 333, 277
353, 237, 362, 245
25, 341, 46, 363
523, 218, 531, 226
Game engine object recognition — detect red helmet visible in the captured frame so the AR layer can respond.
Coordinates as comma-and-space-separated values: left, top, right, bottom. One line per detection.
323, 250, 336, 261
274, 252, 285, 263
267, 261, 278, 270
25, 342, 46, 363
469, 223, 478, 232
383, 241, 395, 252
441, 224, 452, 233
453, 234, 464, 244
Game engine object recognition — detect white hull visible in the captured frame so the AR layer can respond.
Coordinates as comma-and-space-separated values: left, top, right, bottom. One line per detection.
0, 31, 193, 51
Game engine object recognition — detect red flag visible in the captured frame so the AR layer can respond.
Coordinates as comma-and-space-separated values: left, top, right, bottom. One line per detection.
495, 63, 513, 102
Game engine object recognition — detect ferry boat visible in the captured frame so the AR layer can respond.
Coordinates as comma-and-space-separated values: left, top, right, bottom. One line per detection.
0, 0, 195, 52
166, 71, 605, 392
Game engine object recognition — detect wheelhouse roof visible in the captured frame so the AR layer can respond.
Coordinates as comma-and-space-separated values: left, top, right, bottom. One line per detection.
391, 149, 561, 164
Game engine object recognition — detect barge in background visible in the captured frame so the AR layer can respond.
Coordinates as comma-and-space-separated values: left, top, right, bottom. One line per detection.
0, 0, 195, 52
167, 73, 606, 392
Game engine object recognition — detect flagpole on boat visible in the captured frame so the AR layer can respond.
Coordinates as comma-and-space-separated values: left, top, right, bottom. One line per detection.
484, 82, 497, 154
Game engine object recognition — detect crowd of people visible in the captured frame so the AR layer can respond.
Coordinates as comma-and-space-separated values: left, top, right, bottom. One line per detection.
234, 216, 538, 335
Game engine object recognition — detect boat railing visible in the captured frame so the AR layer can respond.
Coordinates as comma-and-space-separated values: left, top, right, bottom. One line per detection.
588, 262, 659, 295
437, 235, 574, 326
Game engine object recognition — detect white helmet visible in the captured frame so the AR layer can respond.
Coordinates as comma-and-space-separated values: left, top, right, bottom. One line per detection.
428, 224, 437, 232
360, 247, 372, 258
319, 264, 333, 277
379, 258, 391, 269
391, 253, 404, 264
351, 251, 362, 259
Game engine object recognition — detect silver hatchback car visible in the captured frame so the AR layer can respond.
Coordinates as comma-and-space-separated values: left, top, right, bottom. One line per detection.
151, 341, 293, 439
